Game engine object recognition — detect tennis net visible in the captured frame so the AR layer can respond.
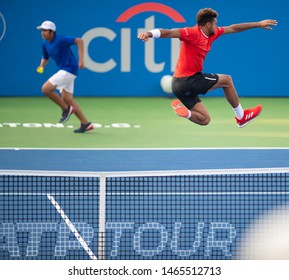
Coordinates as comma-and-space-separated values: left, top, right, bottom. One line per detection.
0, 168, 289, 260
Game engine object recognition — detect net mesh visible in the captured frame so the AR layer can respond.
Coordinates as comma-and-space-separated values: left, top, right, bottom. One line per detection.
0, 175, 99, 260
0, 169, 289, 260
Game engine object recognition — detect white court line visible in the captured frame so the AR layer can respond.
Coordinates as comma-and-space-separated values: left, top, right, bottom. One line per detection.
1, 147, 289, 150
47, 194, 97, 260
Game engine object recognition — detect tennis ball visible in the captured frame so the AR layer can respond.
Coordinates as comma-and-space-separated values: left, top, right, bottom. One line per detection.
160, 75, 173, 94
37, 66, 44, 74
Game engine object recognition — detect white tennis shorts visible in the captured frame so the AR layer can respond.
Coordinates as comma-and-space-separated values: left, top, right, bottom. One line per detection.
49, 70, 77, 94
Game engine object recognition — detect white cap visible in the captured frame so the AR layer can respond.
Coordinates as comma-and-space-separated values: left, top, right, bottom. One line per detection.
36, 21, 56, 31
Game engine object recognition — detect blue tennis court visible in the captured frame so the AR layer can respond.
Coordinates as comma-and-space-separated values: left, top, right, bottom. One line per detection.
1, 148, 289, 171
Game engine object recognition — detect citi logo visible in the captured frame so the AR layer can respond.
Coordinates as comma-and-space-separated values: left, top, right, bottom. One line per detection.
82, 2, 186, 73
115, 2, 185, 23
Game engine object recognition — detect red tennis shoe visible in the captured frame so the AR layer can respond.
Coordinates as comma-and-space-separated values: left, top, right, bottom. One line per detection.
235, 105, 263, 128
171, 100, 190, 118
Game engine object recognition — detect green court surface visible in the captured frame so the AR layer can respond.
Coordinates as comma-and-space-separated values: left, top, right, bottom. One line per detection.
0, 97, 288, 148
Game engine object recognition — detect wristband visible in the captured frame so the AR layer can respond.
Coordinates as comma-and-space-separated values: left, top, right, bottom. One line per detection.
149, 29, 161, 38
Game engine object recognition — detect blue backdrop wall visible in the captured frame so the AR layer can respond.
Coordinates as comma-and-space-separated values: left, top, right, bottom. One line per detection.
0, 0, 287, 97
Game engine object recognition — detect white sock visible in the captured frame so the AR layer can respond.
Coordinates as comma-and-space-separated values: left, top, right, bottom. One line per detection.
233, 104, 244, 119
186, 110, 192, 119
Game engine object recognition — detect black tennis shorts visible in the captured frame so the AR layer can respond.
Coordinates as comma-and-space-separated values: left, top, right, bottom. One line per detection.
172, 72, 219, 110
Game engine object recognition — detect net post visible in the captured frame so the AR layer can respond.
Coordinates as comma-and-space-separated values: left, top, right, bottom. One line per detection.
98, 173, 106, 260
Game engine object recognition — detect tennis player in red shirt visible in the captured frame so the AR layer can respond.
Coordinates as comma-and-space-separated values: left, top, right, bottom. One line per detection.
138, 8, 277, 128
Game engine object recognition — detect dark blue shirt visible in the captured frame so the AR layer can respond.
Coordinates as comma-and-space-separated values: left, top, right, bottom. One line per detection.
42, 33, 78, 75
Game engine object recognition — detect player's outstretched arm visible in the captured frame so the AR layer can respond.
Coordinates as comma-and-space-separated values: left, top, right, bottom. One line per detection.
138, 29, 180, 42
223, 19, 278, 34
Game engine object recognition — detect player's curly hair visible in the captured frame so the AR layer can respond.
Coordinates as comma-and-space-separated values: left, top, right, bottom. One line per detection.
196, 8, 218, 26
